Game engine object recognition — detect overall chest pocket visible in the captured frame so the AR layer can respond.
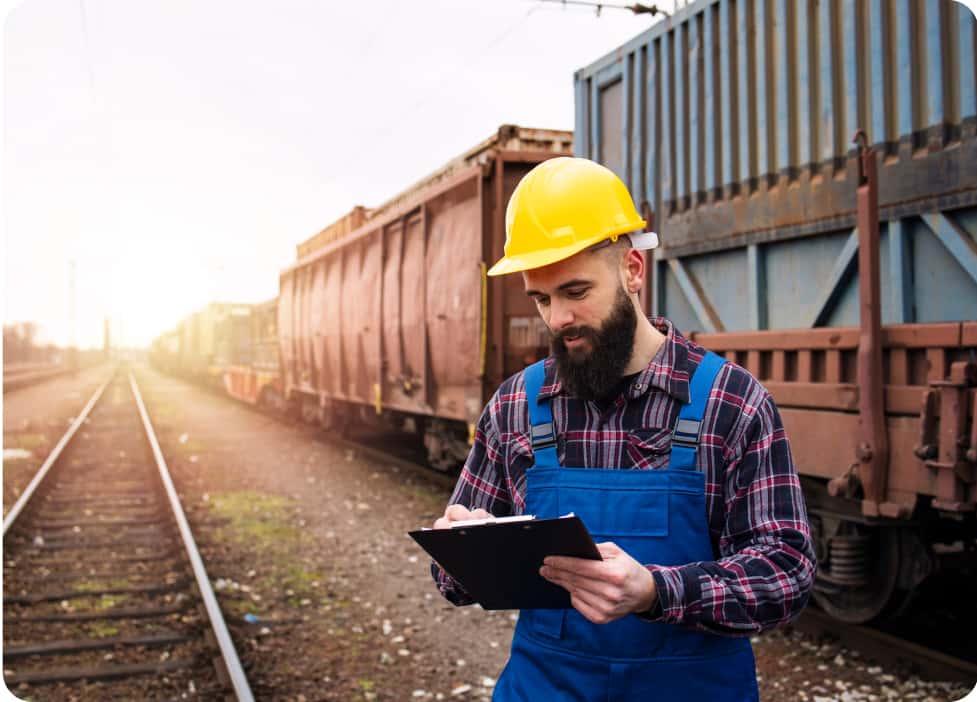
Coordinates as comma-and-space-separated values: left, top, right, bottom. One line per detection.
625, 428, 672, 469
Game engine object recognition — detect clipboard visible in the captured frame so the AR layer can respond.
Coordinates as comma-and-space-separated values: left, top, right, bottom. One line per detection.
409, 515, 601, 610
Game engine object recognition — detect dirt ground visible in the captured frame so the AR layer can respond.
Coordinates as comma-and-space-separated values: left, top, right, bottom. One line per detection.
3, 362, 972, 701
2, 364, 115, 518
132, 364, 513, 701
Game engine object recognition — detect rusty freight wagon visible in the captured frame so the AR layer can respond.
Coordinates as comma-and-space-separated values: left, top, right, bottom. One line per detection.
574, 0, 977, 623
223, 297, 284, 409
174, 302, 254, 387
279, 125, 572, 470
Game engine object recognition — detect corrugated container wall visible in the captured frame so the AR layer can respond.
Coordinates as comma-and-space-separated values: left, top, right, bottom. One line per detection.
575, 0, 977, 333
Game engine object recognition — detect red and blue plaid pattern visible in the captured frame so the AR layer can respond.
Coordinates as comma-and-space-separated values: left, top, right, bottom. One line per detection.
433, 318, 816, 636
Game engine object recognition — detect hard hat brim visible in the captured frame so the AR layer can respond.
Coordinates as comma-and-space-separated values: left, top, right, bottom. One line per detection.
487, 227, 657, 277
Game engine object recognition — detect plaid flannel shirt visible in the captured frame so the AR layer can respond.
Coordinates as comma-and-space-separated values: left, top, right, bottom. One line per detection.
432, 317, 816, 636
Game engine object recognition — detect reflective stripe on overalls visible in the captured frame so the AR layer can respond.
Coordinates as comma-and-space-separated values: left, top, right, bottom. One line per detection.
493, 352, 759, 702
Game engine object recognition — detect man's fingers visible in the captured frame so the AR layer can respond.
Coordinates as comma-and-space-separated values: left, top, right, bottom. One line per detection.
595, 541, 624, 557
540, 564, 619, 601
436, 504, 494, 529
568, 588, 619, 624
544, 555, 612, 580
444, 504, 474, 521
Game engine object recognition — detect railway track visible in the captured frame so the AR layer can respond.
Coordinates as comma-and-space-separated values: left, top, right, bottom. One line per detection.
3, 364, 75, 394
2, 368, 254, 700
795, 606, 977, 686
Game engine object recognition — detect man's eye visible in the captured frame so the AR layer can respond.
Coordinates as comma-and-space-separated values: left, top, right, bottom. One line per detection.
566, 289, 587, 299
535, 297, 550, 307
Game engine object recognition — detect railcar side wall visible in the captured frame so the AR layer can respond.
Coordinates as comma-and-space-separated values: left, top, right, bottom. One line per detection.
574, 0, 977, 333
575, 0, 977, 514
280, 168, 488, 426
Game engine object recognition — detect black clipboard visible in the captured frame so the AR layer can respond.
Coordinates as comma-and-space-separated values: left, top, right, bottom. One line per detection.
409, 515, 601, 610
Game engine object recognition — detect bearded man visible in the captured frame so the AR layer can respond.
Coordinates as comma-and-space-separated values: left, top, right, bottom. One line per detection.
430, 157, 816, 702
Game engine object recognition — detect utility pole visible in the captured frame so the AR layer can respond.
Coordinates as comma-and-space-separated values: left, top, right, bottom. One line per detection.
69, 258, 78, 372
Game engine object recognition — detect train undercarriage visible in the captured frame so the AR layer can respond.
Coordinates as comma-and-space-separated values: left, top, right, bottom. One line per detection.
806, 478, 976, 624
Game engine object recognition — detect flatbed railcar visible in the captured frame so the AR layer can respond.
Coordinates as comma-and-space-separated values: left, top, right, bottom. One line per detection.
573, 0, 977, 623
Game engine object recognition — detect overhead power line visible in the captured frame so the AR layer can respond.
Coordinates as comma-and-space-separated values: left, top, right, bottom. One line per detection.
536, 0, 670, 17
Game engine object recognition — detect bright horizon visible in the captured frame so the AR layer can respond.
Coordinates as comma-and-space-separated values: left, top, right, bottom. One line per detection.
2, 0, 674, 349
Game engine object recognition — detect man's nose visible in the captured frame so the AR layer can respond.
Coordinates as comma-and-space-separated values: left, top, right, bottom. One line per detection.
549, 299, 575, 331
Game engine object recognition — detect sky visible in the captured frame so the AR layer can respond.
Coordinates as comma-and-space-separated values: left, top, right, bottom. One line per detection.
2, 0, 673, 349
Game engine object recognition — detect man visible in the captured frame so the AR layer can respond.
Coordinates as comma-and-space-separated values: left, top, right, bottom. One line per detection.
430, 157, 815, 701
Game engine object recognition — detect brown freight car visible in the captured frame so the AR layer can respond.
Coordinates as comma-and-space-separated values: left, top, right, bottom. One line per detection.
278, 125, 572, 469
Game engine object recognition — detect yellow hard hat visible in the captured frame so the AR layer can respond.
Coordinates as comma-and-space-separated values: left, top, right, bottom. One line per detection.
487, 156, 657, 276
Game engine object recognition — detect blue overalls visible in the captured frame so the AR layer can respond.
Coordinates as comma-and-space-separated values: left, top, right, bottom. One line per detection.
493, 352, 759, 702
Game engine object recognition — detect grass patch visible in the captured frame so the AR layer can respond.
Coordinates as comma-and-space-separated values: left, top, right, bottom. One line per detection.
209, 490, 299, 549
268, 564, 326, 598
73, 577, 131, 593
152, 405, 176, 419
4, 433, 47, 451
223, 597, 263, 618
87, 622, 119, 638
180, 438, 206, 453
95, 593, 130, 611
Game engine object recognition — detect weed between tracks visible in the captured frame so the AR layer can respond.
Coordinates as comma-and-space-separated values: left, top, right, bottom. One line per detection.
209, 490, 300, 545
205, 490, 329, 615
3, 432, 48, 451
73, 577, 132, 593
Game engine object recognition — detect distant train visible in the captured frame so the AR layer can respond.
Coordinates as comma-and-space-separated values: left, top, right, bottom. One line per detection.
154, 0, 976, 628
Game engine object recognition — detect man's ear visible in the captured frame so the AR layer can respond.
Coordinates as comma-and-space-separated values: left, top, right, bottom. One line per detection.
622, 249, 645, 294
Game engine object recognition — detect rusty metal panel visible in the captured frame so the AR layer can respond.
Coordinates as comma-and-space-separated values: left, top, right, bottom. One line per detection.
382, 221, 404, 399
309, 263, 326, 393
360, 234, 382, 399
295, 268, 310, 380
322, 256, 342, 396
278, 273, 294, 390
400, 213, 426, 401
425, 177, 484, 420
339, 241, 367, 399
296, 206, 370, 260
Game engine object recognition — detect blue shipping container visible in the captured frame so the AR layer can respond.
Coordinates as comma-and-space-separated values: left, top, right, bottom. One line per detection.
574, 0, 977, 333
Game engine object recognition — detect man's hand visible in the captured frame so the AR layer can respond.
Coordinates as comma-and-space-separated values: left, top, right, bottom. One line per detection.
539, 542, 657, 624
432, 504, 492, 530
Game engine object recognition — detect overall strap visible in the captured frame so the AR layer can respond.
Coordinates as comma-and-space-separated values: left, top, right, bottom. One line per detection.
669, 351, 726, 471
523, 360, 560, 467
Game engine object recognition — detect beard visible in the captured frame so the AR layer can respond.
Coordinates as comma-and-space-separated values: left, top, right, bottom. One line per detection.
551, 285, 638, 402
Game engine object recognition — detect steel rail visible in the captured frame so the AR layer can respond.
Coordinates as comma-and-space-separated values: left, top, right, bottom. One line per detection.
128, 372, 255, 702
3, 374, 113, 535
795, 607, 977, 684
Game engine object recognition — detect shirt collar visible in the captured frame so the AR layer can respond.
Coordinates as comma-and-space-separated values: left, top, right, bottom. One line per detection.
536, 317, 691, 404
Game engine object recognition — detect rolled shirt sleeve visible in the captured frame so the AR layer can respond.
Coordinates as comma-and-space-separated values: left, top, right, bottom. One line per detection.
646, 393, 816, 635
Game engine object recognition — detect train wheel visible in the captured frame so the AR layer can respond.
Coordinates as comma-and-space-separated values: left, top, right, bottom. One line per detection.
319, 402, 347, 436
811, 522, 907, 623
424, 420, 468, 473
